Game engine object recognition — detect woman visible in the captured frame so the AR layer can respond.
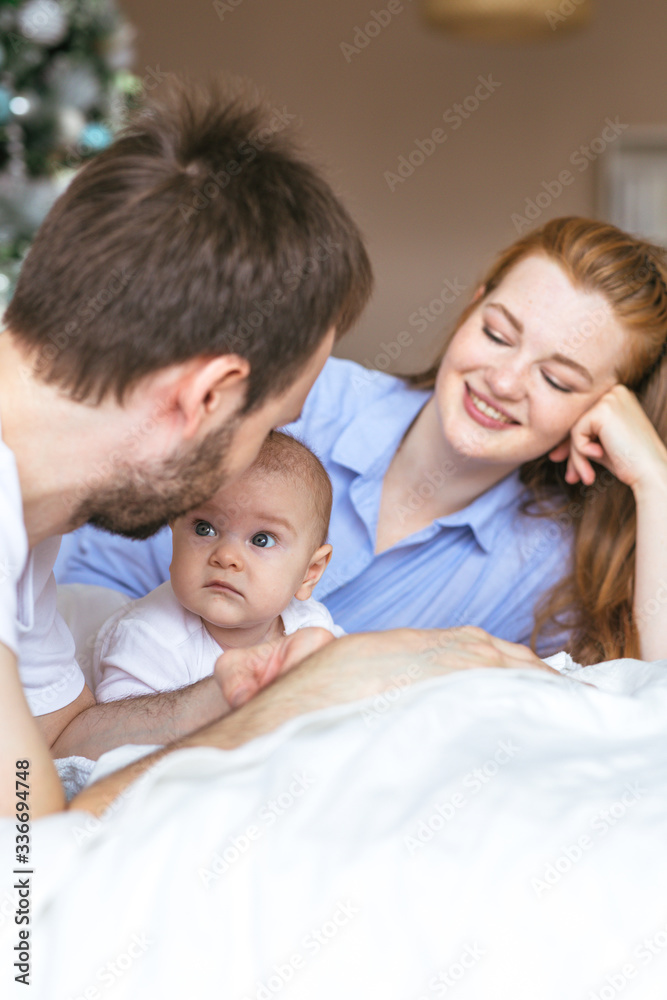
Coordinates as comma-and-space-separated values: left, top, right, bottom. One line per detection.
62, 217, 667, 663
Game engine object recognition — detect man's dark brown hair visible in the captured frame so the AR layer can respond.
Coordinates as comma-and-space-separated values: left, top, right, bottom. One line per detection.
5, 78, 372, 411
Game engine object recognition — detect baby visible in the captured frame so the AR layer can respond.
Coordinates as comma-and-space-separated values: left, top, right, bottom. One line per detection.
92, 431, 342, 703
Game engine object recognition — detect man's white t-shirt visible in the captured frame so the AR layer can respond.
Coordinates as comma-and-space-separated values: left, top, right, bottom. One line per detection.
93, 580, 344, 703
0, 424, 85, 716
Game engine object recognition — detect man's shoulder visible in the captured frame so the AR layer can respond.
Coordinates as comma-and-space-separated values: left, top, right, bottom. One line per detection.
0, 426, 29, 654
0, 430, 28, 555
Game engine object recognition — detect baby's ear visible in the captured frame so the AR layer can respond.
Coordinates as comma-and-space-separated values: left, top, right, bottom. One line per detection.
294, 544, 333, 601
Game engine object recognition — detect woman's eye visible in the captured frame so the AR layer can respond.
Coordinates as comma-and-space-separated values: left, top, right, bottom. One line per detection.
194, 520, 216, 537
251, 532, 276, 548
482, 325, 507, 345
541, 372, 572, 393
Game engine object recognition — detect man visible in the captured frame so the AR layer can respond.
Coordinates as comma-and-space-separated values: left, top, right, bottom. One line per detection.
0, 79, 541, 818
0, 79, 371, 814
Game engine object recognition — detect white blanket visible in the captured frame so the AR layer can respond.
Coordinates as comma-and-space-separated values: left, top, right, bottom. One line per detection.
2, 656, 667, 999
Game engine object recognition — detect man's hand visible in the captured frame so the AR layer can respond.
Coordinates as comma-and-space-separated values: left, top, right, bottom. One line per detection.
71, 626, 555, 817
216, 627, 336, 708
330, 625, 556, 694
217, 624, 553, 710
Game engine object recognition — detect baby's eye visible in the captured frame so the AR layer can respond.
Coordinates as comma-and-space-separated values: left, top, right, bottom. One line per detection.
250, 532, 276, 548
194, 520, 216, 537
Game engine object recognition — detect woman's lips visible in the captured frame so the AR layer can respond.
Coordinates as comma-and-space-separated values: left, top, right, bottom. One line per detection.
463, 383, 519, 430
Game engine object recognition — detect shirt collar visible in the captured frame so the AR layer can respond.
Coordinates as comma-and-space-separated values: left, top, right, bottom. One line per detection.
434, 470, 524, 554
330, 380, 432, 478
330, 377, 525, 555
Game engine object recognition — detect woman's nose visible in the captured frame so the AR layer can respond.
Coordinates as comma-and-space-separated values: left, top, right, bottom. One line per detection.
484, 359, 526, 400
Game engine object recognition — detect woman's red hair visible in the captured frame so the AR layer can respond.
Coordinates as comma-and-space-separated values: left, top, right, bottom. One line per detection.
404, 217, 667, 663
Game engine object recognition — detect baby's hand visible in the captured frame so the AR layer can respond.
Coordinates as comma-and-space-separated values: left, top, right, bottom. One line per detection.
215, 627, 337, 709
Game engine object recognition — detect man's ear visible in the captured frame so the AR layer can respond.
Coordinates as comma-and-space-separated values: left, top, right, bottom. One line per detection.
174, 355, 251, 440
548, 438, 571, 463
294, 544, 333, 601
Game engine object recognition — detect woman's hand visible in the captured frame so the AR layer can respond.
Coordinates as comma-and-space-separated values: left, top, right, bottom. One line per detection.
215, 627, 337, 709
549, 383, 667, 661
548, 384, 667, 495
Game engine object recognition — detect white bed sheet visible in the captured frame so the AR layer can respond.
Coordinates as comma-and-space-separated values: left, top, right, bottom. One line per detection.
2, 657, 667, 998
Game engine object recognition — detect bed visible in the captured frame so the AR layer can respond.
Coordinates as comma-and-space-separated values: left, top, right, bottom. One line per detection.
1, 589, 666, 998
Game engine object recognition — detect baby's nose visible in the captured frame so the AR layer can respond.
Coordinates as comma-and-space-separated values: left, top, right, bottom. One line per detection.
211, 537, 243, 569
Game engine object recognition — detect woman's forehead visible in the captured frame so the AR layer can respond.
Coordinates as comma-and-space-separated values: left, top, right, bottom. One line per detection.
487, 255, 630, 379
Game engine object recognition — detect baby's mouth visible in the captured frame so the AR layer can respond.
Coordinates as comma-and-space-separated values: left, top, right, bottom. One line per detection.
206, 580, 243, 596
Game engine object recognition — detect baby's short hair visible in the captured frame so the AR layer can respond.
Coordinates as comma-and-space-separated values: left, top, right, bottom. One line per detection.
250, 431, 332, 547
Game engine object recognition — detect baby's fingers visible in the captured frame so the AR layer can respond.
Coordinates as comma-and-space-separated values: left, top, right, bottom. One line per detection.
215, 642, 277, 708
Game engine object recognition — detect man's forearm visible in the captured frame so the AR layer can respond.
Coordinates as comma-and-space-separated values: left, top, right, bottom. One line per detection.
70, 632, 380, 814
69, 627, 547, 817
51, 675, 230, 760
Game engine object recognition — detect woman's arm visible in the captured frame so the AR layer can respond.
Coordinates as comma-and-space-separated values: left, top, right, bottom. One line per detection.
562, 384, 667, 661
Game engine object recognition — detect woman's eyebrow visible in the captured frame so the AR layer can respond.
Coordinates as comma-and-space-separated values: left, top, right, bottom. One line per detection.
487, 301, 594, 383
487, 302, 523, 333
549, 352, 593, 383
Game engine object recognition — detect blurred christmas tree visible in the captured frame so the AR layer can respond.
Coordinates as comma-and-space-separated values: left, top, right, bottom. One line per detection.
0, 0, 142, 309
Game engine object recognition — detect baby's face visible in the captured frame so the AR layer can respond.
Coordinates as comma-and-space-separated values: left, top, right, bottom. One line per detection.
170, 470, 323, 630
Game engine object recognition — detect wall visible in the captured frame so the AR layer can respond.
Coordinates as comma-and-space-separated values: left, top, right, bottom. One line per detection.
121, 0, 667, 373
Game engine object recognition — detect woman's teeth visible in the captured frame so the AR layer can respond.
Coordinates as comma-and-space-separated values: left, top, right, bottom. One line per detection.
468, 388, 514, 423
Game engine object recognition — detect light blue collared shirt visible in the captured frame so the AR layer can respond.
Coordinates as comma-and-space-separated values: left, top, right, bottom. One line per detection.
60, 358, 572, 652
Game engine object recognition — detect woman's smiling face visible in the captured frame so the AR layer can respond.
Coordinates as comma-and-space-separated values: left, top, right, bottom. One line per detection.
434, 254, 631, 470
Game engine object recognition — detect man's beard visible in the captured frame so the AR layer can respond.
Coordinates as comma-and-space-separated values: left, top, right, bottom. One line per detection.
72, 419, 239, 540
